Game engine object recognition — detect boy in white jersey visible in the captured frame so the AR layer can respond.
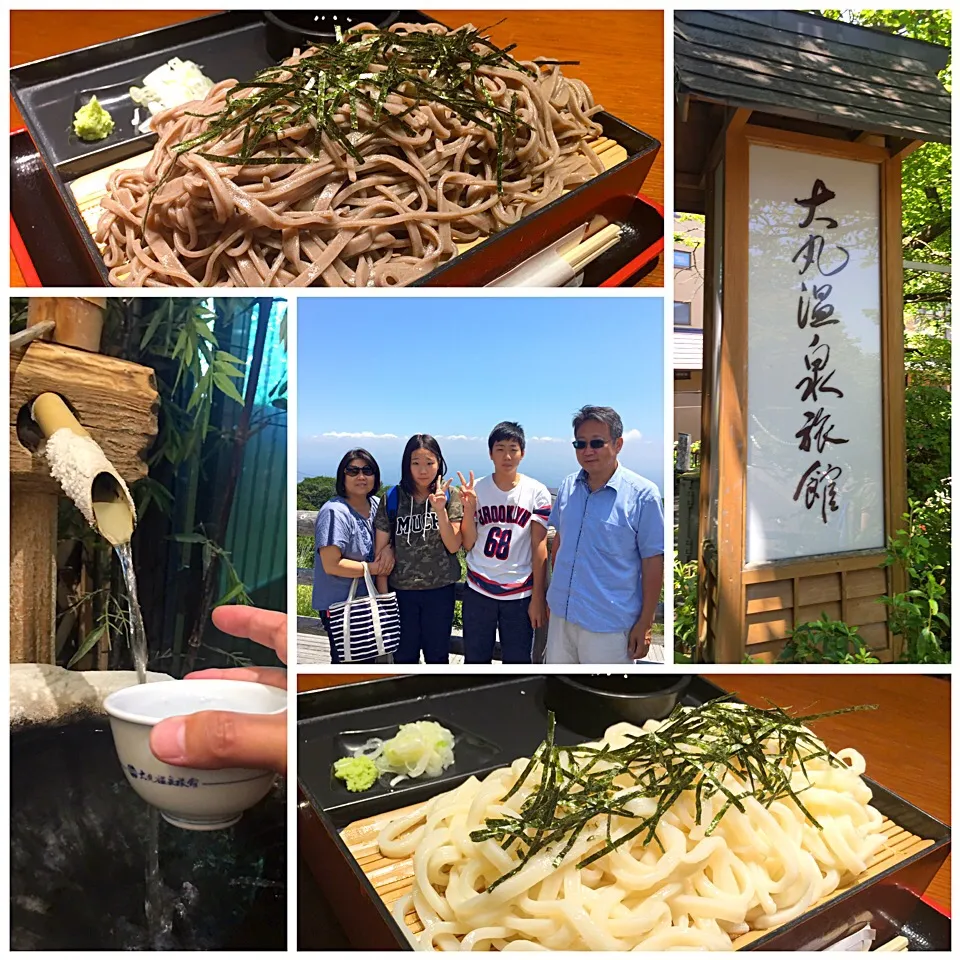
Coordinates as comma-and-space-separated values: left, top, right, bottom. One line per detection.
459, 422, 552, 663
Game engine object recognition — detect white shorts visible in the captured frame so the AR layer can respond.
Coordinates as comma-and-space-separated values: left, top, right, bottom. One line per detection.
545, 614, 638, 665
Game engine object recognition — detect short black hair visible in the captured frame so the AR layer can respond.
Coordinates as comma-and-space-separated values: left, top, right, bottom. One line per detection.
335, 448, 381, 498
573, 405, 623, 442
488, 421, 525, 453
400, 434, 446, 496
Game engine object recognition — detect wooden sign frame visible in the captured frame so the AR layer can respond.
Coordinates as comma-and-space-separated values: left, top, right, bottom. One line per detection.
699, 121, 908, 663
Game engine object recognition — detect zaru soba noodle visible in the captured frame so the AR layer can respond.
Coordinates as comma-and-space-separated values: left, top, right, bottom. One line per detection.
95, 22, 606, 287
377, 700, 887, 950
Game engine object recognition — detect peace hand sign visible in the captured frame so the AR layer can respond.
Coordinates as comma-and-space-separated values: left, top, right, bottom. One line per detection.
457, 470, 477, 512
428, 478, 453, 513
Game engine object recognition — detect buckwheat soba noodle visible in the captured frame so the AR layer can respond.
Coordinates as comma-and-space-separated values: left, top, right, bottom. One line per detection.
95, 22, 607, 287
377, 701, 887, 950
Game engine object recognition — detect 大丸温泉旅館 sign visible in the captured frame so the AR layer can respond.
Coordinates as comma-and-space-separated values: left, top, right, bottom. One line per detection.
745, 145, 885, 563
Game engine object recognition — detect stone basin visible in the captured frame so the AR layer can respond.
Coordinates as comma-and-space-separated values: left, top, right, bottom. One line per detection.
10, 667, 286, 950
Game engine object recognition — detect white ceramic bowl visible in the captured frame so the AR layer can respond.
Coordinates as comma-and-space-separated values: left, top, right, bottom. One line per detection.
103, 679, 287, 831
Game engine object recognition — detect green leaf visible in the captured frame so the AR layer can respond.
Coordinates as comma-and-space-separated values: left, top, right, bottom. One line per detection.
194, 312, 219, 347
172, 326, 187, 361
169, 533, 209, 544
215, 362, 246, 379
216, 582, 248, 605
186, 371, 210, 412
213, 372, 245, 405
66, 623, 107, 669
216, 351, 247, 365
139, 307, 165, 351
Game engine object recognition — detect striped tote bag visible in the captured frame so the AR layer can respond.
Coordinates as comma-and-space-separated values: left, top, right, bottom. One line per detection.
327, 563, 400, 662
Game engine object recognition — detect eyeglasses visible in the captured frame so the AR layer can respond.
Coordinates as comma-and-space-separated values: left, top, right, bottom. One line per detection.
344, 465, 375, 477
572, 439, 610, 450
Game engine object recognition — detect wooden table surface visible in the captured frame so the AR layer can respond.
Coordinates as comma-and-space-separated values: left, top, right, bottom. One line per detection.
10, 9, 663, 288
299, 672, 951, 912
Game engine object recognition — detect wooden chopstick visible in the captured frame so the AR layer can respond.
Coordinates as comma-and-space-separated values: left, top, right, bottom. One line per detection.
561, 223, 622, 272
875, 935, 910, 952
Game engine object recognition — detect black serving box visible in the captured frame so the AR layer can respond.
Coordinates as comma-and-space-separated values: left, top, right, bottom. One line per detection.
11, 11, 661, 288
10, 125, 662, 288
297, 675, 950, 952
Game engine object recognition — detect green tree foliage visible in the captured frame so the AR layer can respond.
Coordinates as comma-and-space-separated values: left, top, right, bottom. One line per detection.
778, 615, 880, 664
820, 10, 951, 311
297, 475, 337, 510
673, 557, 698, 660
882, 487, 951, 662
904, 333, 951, 503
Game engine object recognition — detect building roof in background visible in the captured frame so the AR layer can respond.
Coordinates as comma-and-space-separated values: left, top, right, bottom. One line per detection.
675, 11, 951, 145
674, 328, 704, 370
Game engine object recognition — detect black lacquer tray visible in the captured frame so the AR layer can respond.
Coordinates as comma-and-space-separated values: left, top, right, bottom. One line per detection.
297, 675, 950, 951
11, 11, 661, 288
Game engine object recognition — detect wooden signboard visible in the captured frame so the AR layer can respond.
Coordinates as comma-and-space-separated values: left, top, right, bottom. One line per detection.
699, 121, 907, 662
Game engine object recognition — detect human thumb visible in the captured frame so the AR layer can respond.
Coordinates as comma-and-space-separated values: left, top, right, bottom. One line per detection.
151, 711, 287, 775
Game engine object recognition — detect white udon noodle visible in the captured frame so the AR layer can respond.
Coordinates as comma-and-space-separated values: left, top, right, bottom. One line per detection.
378, 713, 886, 951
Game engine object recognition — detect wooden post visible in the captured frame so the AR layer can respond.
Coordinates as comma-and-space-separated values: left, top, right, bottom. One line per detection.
714, 125, 749, 664
696, 159, 721, 662
9, 486, 57, 663
880, 154, 908, 659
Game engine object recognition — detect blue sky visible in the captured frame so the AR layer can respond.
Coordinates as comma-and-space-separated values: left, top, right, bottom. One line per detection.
298, 297, 665, 491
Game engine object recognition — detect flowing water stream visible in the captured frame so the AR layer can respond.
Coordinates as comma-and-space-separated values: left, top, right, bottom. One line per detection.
115, 540, 170, 944
42, 423, 192, 946
114, 541, 148, 686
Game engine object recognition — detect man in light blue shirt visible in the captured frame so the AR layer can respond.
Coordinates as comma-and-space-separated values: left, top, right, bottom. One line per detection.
546, 405, 665, 664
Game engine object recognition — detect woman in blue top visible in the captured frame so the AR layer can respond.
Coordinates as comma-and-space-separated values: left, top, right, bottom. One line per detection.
313, 449, 393, 663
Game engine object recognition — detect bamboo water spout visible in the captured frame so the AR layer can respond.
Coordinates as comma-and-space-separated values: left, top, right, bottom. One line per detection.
32, 393, 136, 546
10, 336, 158, 664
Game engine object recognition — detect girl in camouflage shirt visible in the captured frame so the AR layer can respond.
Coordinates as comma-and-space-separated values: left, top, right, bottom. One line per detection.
374, 434, 463, 663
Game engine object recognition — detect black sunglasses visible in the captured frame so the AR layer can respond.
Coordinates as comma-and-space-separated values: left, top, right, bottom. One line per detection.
344, 465, 375, 476
572, 439, 610, 450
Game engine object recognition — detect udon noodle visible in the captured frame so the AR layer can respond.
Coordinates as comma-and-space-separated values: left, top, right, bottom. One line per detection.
95, 22, 606, 287
378, 706, 887, 950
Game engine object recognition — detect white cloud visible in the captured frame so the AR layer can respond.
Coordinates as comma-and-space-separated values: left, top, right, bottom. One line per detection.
436, 434, 481, 441
530, 436, 564, 443
621, 428, 644, 443
319, 430, 399, 440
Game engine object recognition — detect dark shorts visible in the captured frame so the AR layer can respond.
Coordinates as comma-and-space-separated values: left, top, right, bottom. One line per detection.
462, 588, 533, 664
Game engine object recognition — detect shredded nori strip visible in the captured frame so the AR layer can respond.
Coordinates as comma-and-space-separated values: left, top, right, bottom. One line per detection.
159, 23, 575, 195
470, 697, 877, 892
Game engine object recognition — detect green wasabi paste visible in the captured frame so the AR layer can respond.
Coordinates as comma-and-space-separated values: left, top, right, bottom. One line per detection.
333, 755, 378, 793
73, 96, 115, 142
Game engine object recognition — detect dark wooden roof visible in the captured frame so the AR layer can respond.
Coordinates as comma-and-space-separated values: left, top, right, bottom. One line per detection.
676, 11, 951, 145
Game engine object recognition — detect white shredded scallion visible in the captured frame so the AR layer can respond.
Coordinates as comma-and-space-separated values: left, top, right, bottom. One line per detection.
130, 57, 215, 133
352, 721, 455, 786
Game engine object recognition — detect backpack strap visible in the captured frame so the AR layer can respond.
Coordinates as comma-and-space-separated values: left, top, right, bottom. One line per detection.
386, 485, 400, 545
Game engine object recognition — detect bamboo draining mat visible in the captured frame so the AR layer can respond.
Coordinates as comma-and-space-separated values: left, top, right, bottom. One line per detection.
68, 137, 630, 255
341, 804, 932, 951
